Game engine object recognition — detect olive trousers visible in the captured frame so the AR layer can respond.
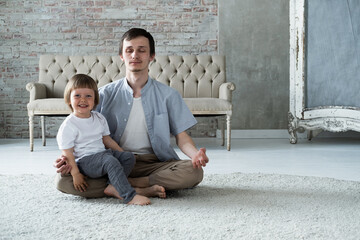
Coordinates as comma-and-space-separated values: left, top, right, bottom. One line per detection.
55, 154, 204, 198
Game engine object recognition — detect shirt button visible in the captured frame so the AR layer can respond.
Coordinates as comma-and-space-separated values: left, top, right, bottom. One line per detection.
128, 102, 130, 105
124, 118, 127, 122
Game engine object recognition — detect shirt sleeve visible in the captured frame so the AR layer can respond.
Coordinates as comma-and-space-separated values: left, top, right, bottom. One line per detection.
56, 121, 77, 150
166, 89, 197, 136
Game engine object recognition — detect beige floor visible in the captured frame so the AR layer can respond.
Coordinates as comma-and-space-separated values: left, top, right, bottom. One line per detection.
0, 137, 359, 181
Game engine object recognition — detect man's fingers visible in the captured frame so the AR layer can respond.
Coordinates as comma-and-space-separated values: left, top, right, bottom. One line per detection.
54, 158, 65, 168
56, 164, 65, 173
79, 183, 87, 192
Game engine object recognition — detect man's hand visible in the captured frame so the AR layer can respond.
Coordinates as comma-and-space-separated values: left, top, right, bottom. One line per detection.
191, 148, 209, 169
53, 155, 72, 175
72, 172, 88, 192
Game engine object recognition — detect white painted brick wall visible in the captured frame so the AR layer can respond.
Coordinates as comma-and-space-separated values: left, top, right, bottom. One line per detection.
0, 0, 219, 138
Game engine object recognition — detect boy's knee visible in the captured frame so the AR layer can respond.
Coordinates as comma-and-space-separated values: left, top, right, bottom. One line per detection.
103, 155, 122, 170
113, 151, 135, 165
125, 152, 136, 165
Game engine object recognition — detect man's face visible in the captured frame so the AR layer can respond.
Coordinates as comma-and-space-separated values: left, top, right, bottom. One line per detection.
120, 36, 155, 73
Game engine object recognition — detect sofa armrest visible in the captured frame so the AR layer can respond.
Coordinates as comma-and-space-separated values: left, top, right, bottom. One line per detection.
26, 82, 47, 102
219, 82, 236, 102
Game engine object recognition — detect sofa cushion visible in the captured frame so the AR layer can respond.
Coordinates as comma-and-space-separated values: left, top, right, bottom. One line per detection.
184, 98, 232, 115
27, 98, 71, 115
27, 97, 232, 116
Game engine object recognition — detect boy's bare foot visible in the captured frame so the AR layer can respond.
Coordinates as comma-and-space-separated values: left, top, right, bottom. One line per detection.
104, 184, 123, 200
104, 185, 151, 205
128, 195, 151, 205
135, 185, 166, 199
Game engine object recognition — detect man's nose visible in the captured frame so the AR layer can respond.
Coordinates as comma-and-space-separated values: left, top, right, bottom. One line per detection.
131, 51, 138, 58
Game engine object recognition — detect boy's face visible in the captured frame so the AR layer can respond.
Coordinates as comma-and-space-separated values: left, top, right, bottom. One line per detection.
70, 88, 95, 118
120, 36, 155, 73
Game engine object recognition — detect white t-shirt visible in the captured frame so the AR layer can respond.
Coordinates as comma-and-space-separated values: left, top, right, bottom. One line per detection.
119, 97, 153, 154
57, 111, 110, 160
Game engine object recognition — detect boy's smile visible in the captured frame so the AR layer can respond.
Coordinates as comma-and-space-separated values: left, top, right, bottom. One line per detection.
70, 88, 95, 118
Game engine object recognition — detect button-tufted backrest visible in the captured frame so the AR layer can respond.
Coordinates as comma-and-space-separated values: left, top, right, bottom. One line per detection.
39, 55, 226, 98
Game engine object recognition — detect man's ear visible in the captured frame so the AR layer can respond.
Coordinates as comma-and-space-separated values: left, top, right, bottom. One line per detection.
150, 54, 155, 62
120, 54, 124, 61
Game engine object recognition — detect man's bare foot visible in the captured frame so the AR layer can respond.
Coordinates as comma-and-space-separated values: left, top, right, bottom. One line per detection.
135, 185, 166, 199
128, 195, 151, 205
104, 184, 123, 200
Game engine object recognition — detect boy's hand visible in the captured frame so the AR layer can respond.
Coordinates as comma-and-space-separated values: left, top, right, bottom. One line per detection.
72, 173, 88, 192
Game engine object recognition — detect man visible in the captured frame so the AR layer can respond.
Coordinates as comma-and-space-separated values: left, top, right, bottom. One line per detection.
55, 28, 209, 199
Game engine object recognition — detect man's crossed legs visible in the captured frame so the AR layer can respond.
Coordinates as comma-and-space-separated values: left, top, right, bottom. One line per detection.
55, 154, 203, 199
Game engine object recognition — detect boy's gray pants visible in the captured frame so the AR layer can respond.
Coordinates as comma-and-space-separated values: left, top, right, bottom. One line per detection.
76, 149, 136, 203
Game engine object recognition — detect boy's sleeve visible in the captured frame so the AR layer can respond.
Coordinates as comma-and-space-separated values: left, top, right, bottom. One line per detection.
56, 123, 76, 150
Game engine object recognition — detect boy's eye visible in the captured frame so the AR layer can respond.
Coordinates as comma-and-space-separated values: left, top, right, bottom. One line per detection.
86, 95, 93, 98
74, 94, 80, 98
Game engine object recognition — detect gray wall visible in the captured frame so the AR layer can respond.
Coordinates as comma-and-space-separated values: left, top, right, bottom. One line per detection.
219, 0, 289, 129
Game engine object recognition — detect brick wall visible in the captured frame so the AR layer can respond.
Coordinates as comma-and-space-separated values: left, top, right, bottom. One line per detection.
0, 0, 219, 139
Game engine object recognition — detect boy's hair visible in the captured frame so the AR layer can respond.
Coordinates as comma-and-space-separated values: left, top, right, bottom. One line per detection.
64, 74, 99, 111
119, 28, 155, 56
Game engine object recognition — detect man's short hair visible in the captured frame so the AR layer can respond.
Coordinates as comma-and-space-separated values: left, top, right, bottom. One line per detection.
119, 28, 155, 56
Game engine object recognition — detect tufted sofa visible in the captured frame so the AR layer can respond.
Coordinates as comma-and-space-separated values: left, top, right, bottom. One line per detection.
26, 55, 235, 151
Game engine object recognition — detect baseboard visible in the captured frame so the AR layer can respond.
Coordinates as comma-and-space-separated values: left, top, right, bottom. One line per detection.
216, 129, 360, 139
216, 129, 290, 139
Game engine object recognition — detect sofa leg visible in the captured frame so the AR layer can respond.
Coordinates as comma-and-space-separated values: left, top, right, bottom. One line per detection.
29, 115, 34, 152
41, 116, 46, 146
226, 114, 231, 151
220, 116, 225, 146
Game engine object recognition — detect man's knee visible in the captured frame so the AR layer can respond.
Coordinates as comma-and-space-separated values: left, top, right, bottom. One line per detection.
182, 162, 204, 188
54, 173, 108, 198
151, 160, 204, 190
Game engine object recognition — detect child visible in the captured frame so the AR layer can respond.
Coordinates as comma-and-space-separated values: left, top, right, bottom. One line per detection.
56, 74, 150, 205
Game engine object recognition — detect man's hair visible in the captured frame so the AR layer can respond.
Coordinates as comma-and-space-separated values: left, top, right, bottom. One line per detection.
119, 28, 155, 56
64, 74, 99, 111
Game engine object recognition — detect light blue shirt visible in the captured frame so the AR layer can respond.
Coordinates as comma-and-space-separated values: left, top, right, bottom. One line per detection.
96, 77, 197, 161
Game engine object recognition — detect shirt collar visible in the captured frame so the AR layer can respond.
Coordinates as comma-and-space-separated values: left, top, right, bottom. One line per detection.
123, 76, 153, 96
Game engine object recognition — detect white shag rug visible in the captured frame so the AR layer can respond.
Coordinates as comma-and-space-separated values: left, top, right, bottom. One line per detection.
1, 173, 359, 240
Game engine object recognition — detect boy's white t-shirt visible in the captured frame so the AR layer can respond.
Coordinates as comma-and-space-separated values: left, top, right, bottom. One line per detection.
120, 97, 153, 154
57, 111, 110, 160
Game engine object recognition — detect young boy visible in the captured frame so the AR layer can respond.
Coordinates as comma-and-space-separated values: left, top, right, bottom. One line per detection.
57, 73, 150, 205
